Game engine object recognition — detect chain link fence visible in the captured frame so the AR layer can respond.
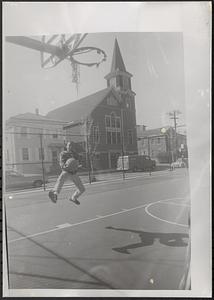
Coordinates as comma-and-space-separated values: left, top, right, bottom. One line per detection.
4, 130, 131, 192
4, 128, 173, 192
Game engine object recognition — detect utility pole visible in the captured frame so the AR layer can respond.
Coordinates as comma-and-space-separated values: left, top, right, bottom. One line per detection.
148, 137, 150, 157
39, 133, 46, 191
85, 118, 92, 184
168, 110, 181, 161
120, 106, 125, 180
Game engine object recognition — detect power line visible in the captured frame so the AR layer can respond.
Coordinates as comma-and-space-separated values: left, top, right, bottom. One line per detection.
5, 131, 86, 137
4, 127, 128, 137
168, 110, 182, 160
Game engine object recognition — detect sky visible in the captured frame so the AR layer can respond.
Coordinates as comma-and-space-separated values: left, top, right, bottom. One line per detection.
4, 32, 186, 131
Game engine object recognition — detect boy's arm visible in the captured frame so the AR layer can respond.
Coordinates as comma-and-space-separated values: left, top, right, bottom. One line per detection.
71, 149, 80, 161
59, 151, 66, 168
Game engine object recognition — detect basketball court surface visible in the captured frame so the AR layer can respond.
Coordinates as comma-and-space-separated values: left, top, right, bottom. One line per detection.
5, 169, 190, 290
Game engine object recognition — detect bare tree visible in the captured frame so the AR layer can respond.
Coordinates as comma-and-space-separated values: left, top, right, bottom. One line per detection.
83, 116, 100, 182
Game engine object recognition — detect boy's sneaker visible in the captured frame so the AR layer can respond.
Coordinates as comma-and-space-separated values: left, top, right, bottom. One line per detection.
70, 195, 80, 205
48, 190, 57, 203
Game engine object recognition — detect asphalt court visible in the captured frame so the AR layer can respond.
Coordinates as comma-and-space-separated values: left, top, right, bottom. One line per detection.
5, 170, 190, 290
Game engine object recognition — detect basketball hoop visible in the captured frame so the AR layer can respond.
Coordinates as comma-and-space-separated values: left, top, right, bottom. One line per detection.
6, 33, 107, 94
41, 34, 107, 93
70, 47, 107, 67
40, 33, 89, 69
68, 46, 107, 93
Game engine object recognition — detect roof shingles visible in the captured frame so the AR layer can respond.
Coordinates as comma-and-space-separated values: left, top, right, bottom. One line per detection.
46, 87, 111, 122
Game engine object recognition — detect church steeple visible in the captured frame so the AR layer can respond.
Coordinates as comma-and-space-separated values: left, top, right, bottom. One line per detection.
110, 38, 126, 73
105, 38, 133, 93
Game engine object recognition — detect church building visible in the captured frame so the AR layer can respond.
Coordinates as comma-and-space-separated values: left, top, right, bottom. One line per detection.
46, 38, 138, 169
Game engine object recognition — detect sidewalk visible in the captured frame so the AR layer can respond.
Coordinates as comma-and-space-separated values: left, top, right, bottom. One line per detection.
6, 165, 185, 194
47, 164, 172, 188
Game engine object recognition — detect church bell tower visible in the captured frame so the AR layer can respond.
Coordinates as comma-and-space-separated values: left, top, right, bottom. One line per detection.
105, 38, 134, 99
104, 38, 138, 155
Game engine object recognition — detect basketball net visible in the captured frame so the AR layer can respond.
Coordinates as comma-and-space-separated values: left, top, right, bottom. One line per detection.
71, 61, 80, 94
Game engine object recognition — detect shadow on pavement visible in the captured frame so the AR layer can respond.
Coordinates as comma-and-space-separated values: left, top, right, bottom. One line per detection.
9, 271, 105, 287
7, 225, 115, 289
106, 226, 189, 254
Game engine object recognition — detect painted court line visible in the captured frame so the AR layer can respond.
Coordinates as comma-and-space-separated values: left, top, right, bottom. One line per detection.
8, 203, 150, 244
159, 202, 190, 207
56, 223, 71, 229
5, 170, 179, 197
145, 198, 189, 228
8, 196, 189, 244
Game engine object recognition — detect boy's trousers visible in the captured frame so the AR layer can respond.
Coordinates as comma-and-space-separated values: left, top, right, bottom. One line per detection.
53, 171, 85, 198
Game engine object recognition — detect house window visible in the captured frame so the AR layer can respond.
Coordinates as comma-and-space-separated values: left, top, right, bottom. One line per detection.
106, 130, 112, 144
112, 132, 117, 144
116, 132, 121, 144
116, 117, 121, 128
39, 148, 45, 160
157, 137, 161, 144
95, 153, 100, 160
128, 130, 133, 144
111, 115, 116, 128
105, 116, 111, 127
20, 127, 28, 137
93, 126, 99, 144
22, 148, 29, 160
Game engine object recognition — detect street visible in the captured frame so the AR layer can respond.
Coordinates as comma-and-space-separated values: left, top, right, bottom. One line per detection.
5, 168, 190, 290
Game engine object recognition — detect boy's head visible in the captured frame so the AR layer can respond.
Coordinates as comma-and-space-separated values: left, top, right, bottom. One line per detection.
66, 142, 74, 152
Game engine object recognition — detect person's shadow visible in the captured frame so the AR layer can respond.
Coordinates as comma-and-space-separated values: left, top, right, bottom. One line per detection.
106, 226, 189, 254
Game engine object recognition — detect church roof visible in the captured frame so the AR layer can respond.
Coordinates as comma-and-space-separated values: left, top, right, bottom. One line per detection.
9, 113, 48, 120
111, 38, 126, 73
46, 87, 115, 122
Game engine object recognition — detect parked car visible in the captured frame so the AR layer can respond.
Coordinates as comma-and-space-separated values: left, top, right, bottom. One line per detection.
117, 155, 156, 172
5, 170, 48, 190
171, 158, 186, 168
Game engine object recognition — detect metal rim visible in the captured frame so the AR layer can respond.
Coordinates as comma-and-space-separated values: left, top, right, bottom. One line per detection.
69, 46, 107, 67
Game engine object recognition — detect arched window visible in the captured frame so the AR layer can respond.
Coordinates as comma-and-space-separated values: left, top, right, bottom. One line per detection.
105, 112, 121, 144
116, 75, 123, 88
110, 112, 116, 128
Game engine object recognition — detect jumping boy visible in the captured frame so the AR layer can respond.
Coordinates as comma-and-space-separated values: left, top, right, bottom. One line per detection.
48, 141, 85, 204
